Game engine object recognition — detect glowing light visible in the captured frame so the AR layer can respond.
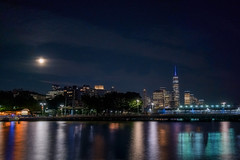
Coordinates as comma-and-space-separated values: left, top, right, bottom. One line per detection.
94, 85, 104, 90
38, 58, 45, 63
36, 57, 47, 66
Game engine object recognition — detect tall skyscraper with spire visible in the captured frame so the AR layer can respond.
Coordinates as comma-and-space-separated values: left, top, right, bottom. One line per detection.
172, 66, 180, 107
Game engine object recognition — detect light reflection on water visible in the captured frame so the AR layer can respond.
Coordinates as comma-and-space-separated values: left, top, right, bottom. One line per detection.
129, 122, 144, 159
148, 122, 159, 160
55, 122, 67, 160
0, 121, 239, 160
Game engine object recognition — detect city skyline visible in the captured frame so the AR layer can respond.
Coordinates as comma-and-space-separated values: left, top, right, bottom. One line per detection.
0, 66, 231, 105
1, 1, 240, 103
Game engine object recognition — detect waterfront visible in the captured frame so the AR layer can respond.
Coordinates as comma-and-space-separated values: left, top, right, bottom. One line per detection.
0, 121, 240, 160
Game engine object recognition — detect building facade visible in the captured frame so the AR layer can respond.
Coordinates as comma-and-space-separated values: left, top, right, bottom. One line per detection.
46, 84, 64, 100
184, 91, 191, 105
152, 88, 171, 109
153, 90, 161, 108
184, 91, 204, 105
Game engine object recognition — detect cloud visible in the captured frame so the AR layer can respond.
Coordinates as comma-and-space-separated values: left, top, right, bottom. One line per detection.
1, 2, 208, 70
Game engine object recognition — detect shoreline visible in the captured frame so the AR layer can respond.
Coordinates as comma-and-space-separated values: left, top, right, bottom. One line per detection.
1, 114, 240, 122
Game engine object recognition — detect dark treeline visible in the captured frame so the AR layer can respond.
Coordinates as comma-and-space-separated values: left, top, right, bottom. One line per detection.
46, 92, 142, 115
0, 91, 41, 111
0, 90, 142, 115
81, 92, 142, 115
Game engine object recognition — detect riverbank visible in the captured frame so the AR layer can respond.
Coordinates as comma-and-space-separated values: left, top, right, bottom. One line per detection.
1, 114, 240, 122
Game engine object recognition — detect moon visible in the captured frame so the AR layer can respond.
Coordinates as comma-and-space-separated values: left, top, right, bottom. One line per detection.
36, 57, 46, 65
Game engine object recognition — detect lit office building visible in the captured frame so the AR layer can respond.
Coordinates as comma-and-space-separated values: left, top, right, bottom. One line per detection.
159, 88, 165, 107
80, 85, 95, 96
94, 85, 106, 96
153, 88, 171, 108
184, 91, 201, 105
64, 85, 80, 107
160, 87, 171, 108
184, 91, 191, 105
94, 85, 104, 90
153, 90, 161, 108
190, 94, 199, 105
46, 84, 64, 100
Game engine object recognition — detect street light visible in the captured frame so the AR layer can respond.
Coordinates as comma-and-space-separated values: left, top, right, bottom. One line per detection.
151, 102, 154, 111
136, 99, 140, 114
60, 104, 64, 116
40, 102, 46, 115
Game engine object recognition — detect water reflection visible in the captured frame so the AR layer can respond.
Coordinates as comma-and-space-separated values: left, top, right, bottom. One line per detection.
0, 121, 239, 160
148, 122, 159, 160
158, 124, 170, 159
220, 122, 235, 159
129, 122, 144, 159
0, 122, 28, 160
12, 121, 27, 160
178, 122, 237, 160
32, 122, 50, 160
92, 134, 105, 159
55, 122, 67, 160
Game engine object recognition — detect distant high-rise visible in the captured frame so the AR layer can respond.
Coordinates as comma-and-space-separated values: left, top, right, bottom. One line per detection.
190, 94, 199, 105
172, 66, 180, 107
64, 85, 80, 108
184, 91, 201, 105
94, 85, 106, 96
94, 85, 104, 90
46, 84, 64, 100
143, 89, 147, 108
184, 91, 191, 105
152, 87, 171, 109
159, 87, 171, 108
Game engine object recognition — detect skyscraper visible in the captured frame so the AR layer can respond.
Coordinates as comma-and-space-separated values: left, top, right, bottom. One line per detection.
143, 89, 147, 108
153, 90, 161, 108
172, 66, 180, 107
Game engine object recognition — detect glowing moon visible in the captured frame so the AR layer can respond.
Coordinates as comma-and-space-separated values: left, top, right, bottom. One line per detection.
37, 57, 46, 65
38, 58, 45, 63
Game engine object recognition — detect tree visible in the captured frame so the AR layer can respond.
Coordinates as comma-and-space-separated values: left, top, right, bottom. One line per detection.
81, 95, 105, 115
81, 92, 143, 115
124, 92, 142, 113
13, 91, 40, 111
0, 91, 14, 110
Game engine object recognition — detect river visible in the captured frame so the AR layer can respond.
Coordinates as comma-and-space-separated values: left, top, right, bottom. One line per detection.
0, 121, 239, 160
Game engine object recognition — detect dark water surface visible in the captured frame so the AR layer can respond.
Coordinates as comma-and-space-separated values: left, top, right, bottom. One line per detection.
0, 121, 240, 160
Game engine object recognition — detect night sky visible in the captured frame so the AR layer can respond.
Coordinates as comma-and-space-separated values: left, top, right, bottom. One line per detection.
1, 0, 240, 104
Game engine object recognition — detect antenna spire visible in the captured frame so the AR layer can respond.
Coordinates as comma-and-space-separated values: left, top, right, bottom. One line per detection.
174, 66, 177, 76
